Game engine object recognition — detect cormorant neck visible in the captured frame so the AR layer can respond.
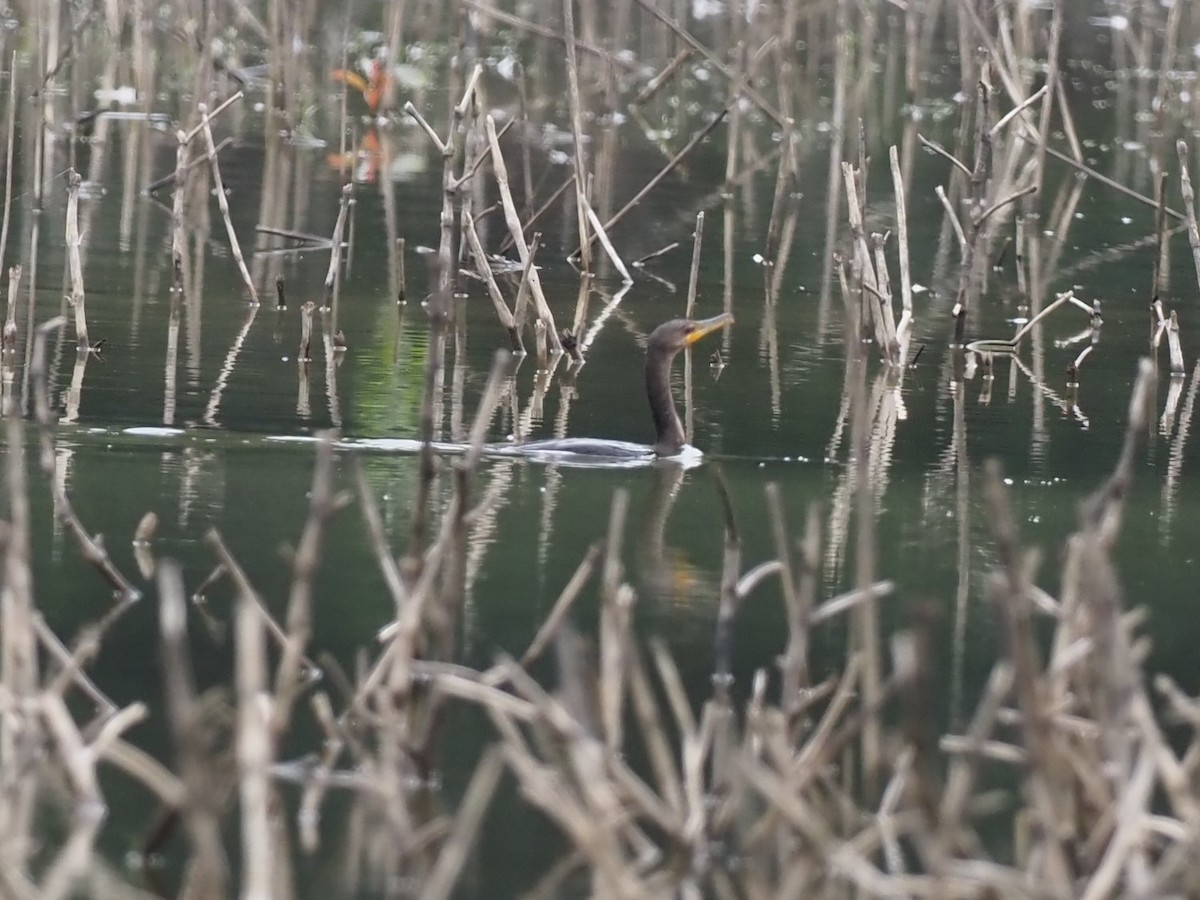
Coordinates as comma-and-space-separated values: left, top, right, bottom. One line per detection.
646, 345, 684, 456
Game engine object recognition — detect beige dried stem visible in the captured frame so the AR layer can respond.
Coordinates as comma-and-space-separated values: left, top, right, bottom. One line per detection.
0, 52, 16, 274
888, 146, 914, 339
3, 264, 21, 354
842, 162, 896, 362
463, 210, 523, 352
64, 169, 89, 349
1168, 310, 1186, 374
582, 198, 633, 284
234, 534, 273, 900
322, 182, 352, 313
561, 0, 591, 271
168, 131, 193, 295
485, 115, 562, 354
197, 101, 258, 302
599, 489, 631, 752
156, 559, 230, 896
1176, 140, 1200, 297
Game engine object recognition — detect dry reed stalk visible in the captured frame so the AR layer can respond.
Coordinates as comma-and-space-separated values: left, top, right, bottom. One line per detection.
842, 163, 895, 361
156, 559, 230, 896
582, 201, 633, 284
234, 539, 273, 900
3, 265, 21, 354
298, 301, 314, 361
934, 185, 967, 253
888, 146, 913, 337
463, 210, 523, 352
561, 0, 591, 272
169, 132, 188, 290
599, 490, 631, 751
1152, 170, 1169, 302
497, 173, 574, 256
871, 233, 898, 347
146, 135, 232, 194
765, 119, 795, 264
684, 211, 704, 319
64, 169, 89, 349
180, 90, 243, 146
1177, 140, 1200, 296
322, 183, 352, 312
1168, 310, 1185, 374
2, 420, 37, 825
197, 103, 257, 302
0, 53, 16, 275
484, 116, 562, 355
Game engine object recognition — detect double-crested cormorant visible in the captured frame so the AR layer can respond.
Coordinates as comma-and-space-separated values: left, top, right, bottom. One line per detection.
645, 313, 734, 456
492, 312, 734, 463
321, 313, 734, 466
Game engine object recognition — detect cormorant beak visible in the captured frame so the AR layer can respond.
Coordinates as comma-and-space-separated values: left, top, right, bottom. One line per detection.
684, 312, 734, 346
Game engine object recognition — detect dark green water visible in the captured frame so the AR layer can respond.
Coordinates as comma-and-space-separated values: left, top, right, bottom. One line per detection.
2, 4, 1199, 895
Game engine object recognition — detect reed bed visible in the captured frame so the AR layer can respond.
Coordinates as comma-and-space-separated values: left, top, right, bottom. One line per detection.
0, 0, 1197, 896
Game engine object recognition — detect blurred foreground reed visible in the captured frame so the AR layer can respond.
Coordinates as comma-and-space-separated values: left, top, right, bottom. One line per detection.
1, 314, 1197, 899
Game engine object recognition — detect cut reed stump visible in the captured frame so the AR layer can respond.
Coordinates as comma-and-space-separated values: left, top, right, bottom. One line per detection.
65, 169, 89, 350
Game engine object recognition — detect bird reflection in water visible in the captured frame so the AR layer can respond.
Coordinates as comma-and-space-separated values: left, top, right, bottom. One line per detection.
635, 463, 714, 607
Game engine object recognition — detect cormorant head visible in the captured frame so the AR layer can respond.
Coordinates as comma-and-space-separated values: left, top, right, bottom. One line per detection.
647, 313, 734, 356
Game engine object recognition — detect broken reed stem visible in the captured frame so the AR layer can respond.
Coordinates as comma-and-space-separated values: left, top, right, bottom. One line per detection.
561, 0, 591, 271
145, 135, 233, 194
198, 102, 258, 303
463, 210, 524, 352
1153, 170, 1168, 301
512, 231, 541, 341
497, 173, 576, 255
322, 183, 352, 312
583, 201, 633, 284
298, 301, 315, 361
485, 115, 562, 354
170, 131, 188, 290
765, 120, 794, 262
235, 541, 273, 900
65, 169, 89, 350
889, 146, 913, 330
1177, 140, 1200, 297
1168, 310, 1185, 375
180, 90, 243, 146
0, 52, 16, 275
684, 211, 704, 318
4, 264, 21, 354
